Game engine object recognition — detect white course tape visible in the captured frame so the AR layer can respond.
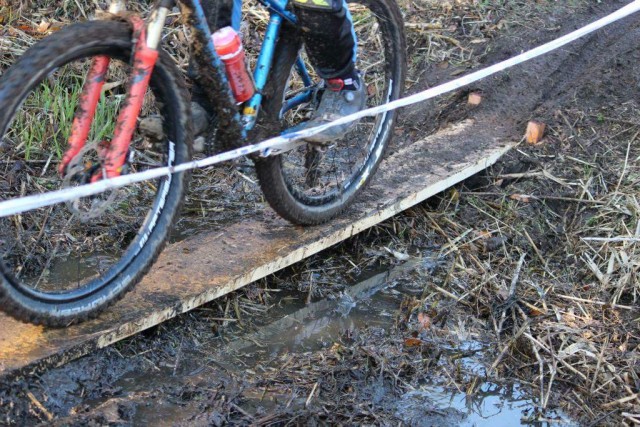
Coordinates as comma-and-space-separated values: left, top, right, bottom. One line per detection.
1, 0, 640, 218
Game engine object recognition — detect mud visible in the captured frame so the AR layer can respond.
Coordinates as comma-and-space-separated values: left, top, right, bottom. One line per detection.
395, 0, 637, 153
2, 258, 574, 426
2, 0, 640, 425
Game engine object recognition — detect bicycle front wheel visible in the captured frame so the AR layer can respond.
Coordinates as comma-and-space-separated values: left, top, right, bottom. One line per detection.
254, 0, 406, 225
0, 21, 192, 326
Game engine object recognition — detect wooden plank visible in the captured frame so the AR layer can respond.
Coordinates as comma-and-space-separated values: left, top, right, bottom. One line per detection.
0, 119, 514, 379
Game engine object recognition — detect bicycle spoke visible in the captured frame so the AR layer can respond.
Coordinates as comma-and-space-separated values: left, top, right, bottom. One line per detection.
0, 55, 168, 293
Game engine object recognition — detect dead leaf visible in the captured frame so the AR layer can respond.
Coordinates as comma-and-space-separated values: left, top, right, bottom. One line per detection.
467, 92, 482, 106
101, 80, 125, 93
404, 337, 423, 347
330, 343, 343, 355
417, 312, 431, 330
441, 2, 453, 13
475, 230, 491, 239
37, 20, 50, 33
528, 307, 544, 317
384, 247, 411, 261
483, 236, 506, 252
525, 121, 546, 144
509, 194, 532, 203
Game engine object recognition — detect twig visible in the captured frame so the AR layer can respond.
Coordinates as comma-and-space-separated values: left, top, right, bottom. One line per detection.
581, 236, 640, 243
461, 192, 606, 205
509, 253, 526, 297
588, 114, 640, 127
603, 393, 640, 409
614, 134, 635, 194
230, 402, 254, 419
173, 335, 184, 376
524, 333, 589, 381
621, 413, 640, 425
543, 325, 558, 410
523, 325, 545, 407
590, 337, 609, 393
497, 171, 544, 179
523, 229, 546, 266
497, 253, 526, 336
488, 320, 530, 375
305, 381, 319, 408
542, 169, 574, 188
235, 170, 257, 185
405, 22, 444, 30
26, 392, 53, 422
432, 284, 472, 307
556, 294, 633, 310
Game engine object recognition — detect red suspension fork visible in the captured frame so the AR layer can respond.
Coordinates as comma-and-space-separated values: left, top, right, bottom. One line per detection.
60, 0, 127, 176
60, 10, 168, 180
101, 16, 159, 179
59, 56, 110, 175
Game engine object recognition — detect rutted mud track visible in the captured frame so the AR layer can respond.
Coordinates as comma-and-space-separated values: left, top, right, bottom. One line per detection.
1, 0, 640, 425
398, 0, 640, 150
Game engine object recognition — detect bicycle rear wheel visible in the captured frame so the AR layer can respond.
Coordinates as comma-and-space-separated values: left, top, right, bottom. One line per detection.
254, 0, 406, 225
0, 21, 192, 326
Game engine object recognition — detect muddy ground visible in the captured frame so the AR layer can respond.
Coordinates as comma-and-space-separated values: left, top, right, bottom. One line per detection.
2, 0, 640, 425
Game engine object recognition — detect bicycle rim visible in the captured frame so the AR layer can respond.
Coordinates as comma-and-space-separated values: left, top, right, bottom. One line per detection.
0, 39, 179, 308
255, 0, 405, 224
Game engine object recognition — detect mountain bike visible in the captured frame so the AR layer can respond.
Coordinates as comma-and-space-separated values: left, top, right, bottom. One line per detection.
0, 0, 405, 325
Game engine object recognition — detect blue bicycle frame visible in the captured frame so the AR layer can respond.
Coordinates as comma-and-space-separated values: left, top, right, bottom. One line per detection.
180, 0, 315, 135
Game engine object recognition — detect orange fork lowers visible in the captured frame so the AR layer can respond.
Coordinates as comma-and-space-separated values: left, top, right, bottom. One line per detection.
60, 7, 169, 181
59, 55, 111, 176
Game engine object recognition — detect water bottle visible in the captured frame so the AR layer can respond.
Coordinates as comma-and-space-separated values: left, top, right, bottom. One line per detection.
212, 26, 255, 103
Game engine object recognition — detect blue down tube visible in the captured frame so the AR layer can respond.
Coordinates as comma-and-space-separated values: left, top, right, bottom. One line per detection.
232, 0, 242, 31
280, 57, 314, 116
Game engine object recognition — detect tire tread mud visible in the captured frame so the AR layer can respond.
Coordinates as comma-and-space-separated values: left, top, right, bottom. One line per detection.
0, 21, 192, 326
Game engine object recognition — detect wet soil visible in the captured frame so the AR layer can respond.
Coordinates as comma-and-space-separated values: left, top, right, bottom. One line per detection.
2, 259, 574, 426
165, 0, 639, 238
2, 0, 640, 425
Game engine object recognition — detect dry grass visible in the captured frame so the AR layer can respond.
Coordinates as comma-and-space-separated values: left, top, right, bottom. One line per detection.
3, 0, 638, 425
414, 100, 640, 424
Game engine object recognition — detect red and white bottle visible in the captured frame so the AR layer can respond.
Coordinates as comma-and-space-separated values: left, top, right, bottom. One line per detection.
212, 26, 255, 104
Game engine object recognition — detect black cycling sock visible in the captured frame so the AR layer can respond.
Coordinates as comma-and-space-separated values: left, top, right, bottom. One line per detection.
335, 68, 360, 91
293, 0, 356, 79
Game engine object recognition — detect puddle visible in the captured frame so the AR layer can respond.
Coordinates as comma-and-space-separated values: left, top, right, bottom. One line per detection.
398, 384, 573, 427
222, 258, 422, 359
86, 257, 575, 426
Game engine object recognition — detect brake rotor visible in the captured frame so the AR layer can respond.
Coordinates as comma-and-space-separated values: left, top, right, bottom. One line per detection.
62, 140, 120, 222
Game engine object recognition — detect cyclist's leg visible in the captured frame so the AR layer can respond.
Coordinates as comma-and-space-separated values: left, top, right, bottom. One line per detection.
291, 0, 356, 80
290, 0, 366, 143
